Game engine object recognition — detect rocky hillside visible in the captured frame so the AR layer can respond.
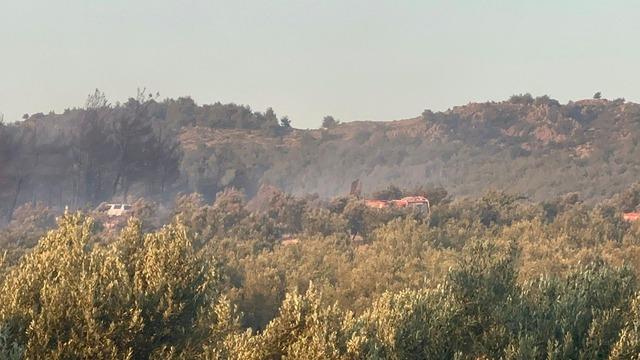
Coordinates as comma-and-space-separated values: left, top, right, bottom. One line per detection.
181, 95, 640, 202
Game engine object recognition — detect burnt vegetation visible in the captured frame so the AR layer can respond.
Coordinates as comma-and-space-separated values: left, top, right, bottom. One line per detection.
0, 89, 290, 223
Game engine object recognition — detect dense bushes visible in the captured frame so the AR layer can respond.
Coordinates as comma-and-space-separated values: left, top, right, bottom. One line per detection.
3, 187, 640, 358
0, 214, 228, 359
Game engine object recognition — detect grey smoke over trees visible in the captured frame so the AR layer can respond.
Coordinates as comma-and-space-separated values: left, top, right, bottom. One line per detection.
0, 90, 293, 223
3, 91, 640, 227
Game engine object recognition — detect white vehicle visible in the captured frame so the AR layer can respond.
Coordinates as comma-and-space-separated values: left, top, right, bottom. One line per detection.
105, 203, 133, 217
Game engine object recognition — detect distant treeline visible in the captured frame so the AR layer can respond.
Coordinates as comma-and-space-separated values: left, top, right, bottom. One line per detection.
0, 90, 291, 223
4, 91, 640, 226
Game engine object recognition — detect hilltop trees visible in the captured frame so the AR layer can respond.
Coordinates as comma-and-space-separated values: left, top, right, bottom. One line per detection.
70, 102, 114, 204
1, 90, 309, 217
109, 97, 158, 199
0, 121, 44, 221
85, 88, 110, 109
280, 116, 291, 128
0, 90, 187, 216
322, 115, 339, 129
70, 93, 180, 203
6, 93, 640, 218
508, 93, 534, 105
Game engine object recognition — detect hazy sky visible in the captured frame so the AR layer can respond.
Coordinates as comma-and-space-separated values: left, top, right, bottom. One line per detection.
1, 1, 638, 128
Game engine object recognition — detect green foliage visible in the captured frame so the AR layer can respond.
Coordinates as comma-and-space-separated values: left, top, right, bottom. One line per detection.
321, 115, 339, 129
4, 186, 640, 358
341, 287, 460, 359
279, 116, 291, 128
509, 93, 534, 105
0, 324, 23, 360
609, 293, 640, 358
0, 213, 226, 359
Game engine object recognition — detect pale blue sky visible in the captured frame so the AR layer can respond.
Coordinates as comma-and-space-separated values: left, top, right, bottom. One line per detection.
1, 0, 638, 127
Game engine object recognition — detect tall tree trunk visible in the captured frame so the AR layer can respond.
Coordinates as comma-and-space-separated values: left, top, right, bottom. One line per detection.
113, 149, 127, 198
8, 177, 24, 221
123, 178, 130, 203
113, 170, 122, 198
160, 167, 167, 195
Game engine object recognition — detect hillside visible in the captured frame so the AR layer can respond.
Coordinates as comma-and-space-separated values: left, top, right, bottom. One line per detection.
180, 95, 640, 201
1, 94, 639, 221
